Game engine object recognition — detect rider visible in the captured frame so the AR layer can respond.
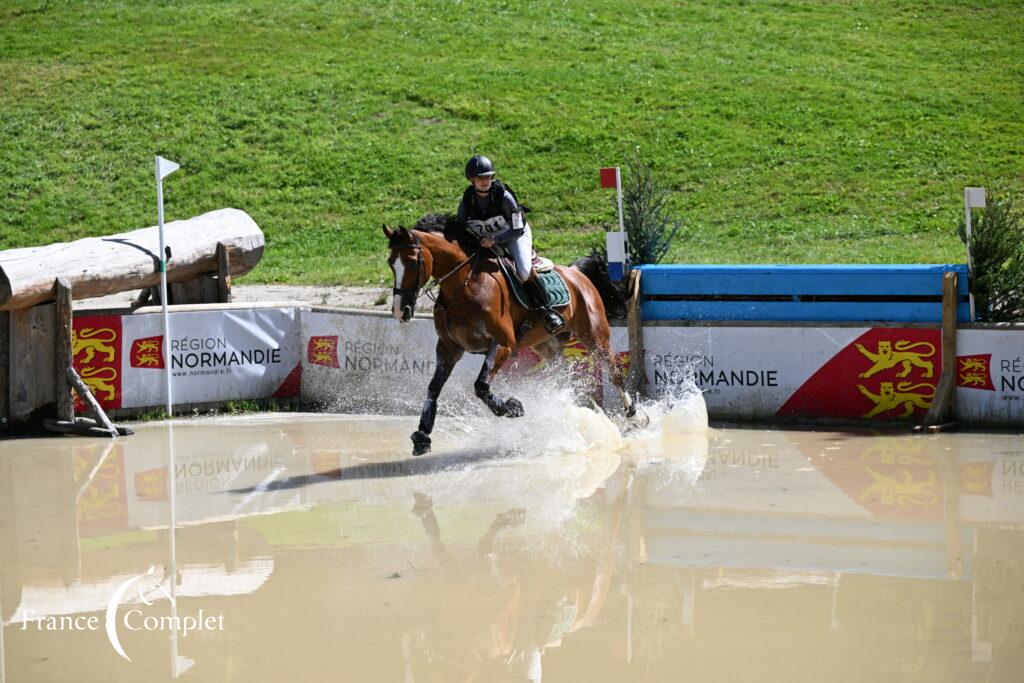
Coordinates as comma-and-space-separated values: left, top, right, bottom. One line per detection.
455, 155, 565, 334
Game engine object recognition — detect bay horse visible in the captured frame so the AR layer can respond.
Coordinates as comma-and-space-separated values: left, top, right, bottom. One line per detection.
384, 217, 636, 456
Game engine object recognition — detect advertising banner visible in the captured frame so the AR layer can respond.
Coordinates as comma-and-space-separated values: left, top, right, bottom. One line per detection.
70, 306, 1023, 426
956, 329, 1024, 425
639, 326, 1024, 425
301, 311, 632, 413
73, 308, 301, 411
301, 311, 480, 413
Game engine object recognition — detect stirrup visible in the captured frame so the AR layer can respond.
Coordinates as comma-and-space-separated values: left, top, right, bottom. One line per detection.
542, 309, 565, 334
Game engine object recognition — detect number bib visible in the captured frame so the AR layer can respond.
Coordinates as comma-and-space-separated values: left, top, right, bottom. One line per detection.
465, 215, 508, 238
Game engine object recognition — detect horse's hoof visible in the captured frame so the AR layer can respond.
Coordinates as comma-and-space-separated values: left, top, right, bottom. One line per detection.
625, 402, 637, 419
411, 431, 431, 456
504, 398, 524, 418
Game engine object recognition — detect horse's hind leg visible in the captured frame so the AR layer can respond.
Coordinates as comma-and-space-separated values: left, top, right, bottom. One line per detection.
412, 338, 464, 456
597, 344, 635, 418
572, 308, 636, 418
475, 341, 524, 418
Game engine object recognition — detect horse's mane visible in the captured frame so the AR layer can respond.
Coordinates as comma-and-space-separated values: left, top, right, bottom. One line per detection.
411, 213, 477, 255
411, 213, 452, 234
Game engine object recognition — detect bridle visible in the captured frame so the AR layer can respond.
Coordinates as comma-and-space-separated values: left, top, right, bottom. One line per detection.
393, 234, 480, 306
391, 240, 427, 301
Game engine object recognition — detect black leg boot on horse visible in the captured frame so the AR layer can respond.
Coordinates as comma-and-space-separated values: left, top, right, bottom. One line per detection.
474, 342, 524, 419
411, 340, 463, 456
523, 271, 566, 335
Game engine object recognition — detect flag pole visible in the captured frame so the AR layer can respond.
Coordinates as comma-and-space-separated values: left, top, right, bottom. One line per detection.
155, 155, 179, 416
601, 166, 628, 282
615, 166, 625, 237
963, 187, 985, 322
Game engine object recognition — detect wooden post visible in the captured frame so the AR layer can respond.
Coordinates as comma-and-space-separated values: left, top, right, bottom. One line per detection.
54, 278, 74, 423
626, 269, 644, 396
217, 241, 232, 303
66, 367, 118, 437
9, 304, 55, 422
922, 271, 958, 428
0, 310, 8, 431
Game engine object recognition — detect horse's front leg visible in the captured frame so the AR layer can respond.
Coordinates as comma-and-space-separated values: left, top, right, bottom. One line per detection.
412, 339, 464, 456
475, 341, 524, 418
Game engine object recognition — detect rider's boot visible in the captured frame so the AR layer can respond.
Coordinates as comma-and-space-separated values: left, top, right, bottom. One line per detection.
524, 273, 565, 334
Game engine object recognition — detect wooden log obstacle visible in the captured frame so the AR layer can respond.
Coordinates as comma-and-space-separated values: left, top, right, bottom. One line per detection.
0, 208, 265, 435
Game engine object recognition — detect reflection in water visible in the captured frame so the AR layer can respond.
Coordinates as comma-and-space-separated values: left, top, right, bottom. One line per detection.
0, 412, 1021, 681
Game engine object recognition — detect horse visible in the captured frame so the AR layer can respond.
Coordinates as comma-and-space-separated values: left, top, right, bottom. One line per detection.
384, 216, 636, 456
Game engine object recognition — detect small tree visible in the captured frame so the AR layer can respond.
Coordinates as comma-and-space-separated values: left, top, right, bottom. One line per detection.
958, 192, 1024, 322
619, 151, 684, 266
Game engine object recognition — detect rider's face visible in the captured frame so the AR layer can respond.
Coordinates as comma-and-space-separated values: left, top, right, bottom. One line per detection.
470, 175, 493, 193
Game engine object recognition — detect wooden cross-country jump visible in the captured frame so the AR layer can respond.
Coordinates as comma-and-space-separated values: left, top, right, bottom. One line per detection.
0, 208, 265, 436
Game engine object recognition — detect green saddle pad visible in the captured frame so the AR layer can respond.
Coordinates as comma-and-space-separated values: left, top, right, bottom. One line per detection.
506, 268, 570, 309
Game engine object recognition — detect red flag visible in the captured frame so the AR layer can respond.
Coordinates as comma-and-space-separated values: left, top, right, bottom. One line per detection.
600, 167, 618, 189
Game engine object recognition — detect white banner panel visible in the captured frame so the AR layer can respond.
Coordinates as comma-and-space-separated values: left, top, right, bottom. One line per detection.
641, 326, 866, 418
956, 328, 1024, 425
301, 311, 480, 413
120, 308, 300, 409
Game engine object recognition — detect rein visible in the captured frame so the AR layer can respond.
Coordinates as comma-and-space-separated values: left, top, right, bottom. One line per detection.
422, 251, 479, 304
393, 235, 479, 306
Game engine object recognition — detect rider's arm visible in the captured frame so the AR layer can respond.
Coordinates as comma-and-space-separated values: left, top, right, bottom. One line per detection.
487, 190, 526, 245
454, 197, 469, 230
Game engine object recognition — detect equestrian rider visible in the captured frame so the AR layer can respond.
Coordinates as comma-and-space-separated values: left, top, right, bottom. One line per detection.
455, 155, 565, 334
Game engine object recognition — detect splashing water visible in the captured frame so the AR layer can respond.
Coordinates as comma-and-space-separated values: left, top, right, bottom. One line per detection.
436, 367, 708, 478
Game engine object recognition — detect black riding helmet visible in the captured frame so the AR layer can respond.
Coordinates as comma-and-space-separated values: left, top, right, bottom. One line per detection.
464, 155, 495, 179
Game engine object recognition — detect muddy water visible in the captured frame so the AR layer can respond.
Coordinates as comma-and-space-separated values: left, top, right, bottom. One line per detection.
1, 413, 1022, 682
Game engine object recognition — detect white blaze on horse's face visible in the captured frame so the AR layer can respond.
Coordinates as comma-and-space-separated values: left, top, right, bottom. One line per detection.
389, 254, 406, 321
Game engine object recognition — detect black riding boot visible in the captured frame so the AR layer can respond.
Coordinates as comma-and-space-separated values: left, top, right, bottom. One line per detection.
524, 275, 565, 334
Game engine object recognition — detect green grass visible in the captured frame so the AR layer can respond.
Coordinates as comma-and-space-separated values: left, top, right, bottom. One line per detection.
2, 0, 1022, 285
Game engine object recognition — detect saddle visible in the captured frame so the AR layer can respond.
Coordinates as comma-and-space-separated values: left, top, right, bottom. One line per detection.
492, 254, 570, 309
497, 253, 554, 274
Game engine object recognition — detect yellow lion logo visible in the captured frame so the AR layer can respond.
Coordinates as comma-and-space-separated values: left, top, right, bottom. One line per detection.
79, 483, 124, 521
960, 372, 989, 387
312, 338, 335, 351
311, 351, 335, 365
135, 340, 160, 353
134, 353, 161, 367
857, 381, 935, 418
959, 358, 986, 373
72, 327, 117, 364
860, 466, 938, 507
855, 340, 935, 379
79, 366, 119, 402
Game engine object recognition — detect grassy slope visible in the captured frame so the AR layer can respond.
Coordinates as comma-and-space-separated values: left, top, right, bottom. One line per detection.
1, 0, 1021, 285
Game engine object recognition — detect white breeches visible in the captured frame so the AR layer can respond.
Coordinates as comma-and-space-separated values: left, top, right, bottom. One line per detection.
501, 222, 533, 283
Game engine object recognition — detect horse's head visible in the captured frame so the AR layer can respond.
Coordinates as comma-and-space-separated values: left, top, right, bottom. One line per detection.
383, 225, 433, 322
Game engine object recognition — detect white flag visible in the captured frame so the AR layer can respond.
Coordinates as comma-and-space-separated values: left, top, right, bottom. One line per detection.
156, 155, 180, 180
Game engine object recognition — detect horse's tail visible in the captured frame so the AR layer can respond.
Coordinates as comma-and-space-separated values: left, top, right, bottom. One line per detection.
570, 249, 628, 320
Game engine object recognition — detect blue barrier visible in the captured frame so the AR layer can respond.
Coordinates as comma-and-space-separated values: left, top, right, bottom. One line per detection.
639, 264, 970, 323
